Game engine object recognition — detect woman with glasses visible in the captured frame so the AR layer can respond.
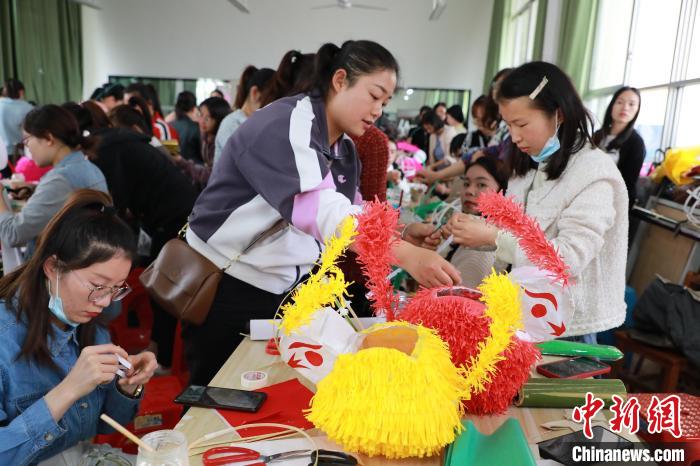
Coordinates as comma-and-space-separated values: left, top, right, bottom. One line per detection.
0, 189, 157, 465
0, 105, 108, 260
62, 102, 197, 374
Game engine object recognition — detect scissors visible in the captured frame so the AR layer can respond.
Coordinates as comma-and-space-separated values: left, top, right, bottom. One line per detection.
202, 447, 358, 466
203, 447, 310, 465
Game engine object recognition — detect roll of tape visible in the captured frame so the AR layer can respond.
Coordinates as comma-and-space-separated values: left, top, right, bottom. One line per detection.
241, 370, 268, 390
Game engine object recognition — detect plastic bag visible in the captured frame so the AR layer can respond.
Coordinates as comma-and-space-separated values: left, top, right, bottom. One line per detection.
651, 145, 700, 186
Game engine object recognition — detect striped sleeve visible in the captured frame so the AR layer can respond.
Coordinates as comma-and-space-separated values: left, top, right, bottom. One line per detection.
234, 98, 358, 243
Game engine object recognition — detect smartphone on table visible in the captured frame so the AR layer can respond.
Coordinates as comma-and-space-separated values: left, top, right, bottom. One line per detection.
536, 357, 611, 379
174, 385, 266, 412
538, 426, 634, 466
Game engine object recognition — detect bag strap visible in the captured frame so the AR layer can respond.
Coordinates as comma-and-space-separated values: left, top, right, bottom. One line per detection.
222, 218, 288, 272
178, 219, 288, 272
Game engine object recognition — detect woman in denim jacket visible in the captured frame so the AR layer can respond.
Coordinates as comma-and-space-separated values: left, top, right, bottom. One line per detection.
0, 189, 157, 465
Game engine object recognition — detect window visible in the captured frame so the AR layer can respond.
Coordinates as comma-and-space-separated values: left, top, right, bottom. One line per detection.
687, 6, 700, 79
636, 88, 669, 160
627, 0, 682, 88
587, 0, 700, 162
675, 84, 700, 148
589, 0, 634, 90
501, 0, 540, 68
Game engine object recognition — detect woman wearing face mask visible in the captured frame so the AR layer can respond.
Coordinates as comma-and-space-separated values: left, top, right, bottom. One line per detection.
0, 190, 157, 465
214, 66, 275, 163
434, 156, 508, 288
592, 87, 644, 209
184, 40, 461, 385
443, 61, 628, 343
0, 106, 108, 254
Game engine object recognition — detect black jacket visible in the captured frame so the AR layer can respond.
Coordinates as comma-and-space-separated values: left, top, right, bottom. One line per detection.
615, 130, 646, 208
171, 116, 202, 163
92, 128, 197, 236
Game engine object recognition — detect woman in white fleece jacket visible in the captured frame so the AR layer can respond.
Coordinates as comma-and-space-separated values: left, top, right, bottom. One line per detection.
444, 61, 628, 342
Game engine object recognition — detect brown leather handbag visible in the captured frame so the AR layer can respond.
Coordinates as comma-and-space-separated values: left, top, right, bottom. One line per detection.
139, 219, 287, 325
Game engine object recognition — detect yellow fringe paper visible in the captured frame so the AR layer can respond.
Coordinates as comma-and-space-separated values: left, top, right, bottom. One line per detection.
306, 322, 468, 459
279, 216, 356, 335
461, 270, 523, 398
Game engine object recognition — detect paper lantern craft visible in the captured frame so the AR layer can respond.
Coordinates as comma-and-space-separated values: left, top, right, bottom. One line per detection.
278, 307, 361, 384
307, 322, 470, 458
401, 275, 540, 415
476, 191, 574, 342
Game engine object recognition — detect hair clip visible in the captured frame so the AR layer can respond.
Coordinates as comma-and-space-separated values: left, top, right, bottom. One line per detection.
529, 76, 548, 100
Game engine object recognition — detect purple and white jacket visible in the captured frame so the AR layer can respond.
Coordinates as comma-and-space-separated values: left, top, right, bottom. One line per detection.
186, 92, 362, 294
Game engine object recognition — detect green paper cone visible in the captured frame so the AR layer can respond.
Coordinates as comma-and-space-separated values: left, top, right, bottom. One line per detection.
514, 378, 627, 408
536, 340, 624, 361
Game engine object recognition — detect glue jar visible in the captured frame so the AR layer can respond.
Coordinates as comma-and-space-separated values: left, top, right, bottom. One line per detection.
136, 430, 189, 466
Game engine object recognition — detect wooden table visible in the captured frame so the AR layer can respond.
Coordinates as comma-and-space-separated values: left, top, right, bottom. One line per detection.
176, 338, 636, 465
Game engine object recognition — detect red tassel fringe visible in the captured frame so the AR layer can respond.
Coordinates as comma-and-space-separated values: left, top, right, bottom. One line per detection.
401, 287, 541, 415
476, 191, 571, 286
354, 201, 400, 320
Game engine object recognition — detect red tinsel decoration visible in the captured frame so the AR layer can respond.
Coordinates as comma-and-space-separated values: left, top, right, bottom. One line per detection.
354, 201, 400, 320
401, 287, 541, 415
476, 191, 571, 286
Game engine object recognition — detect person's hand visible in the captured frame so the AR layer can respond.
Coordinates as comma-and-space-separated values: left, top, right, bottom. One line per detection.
422, 229, 443, 250
388, 170, 401, 184
434, 183, 450, 195
415, 168, 438, 185
471, 150, 485, 162
61, 344, 128, 401
448, 213, 498, 248
400, 243, 461, 287
118, 351, 157, 395
401, 222, 438, 247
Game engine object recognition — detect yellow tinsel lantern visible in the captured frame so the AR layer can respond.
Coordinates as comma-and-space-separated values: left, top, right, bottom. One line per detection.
306, 322, 468, 459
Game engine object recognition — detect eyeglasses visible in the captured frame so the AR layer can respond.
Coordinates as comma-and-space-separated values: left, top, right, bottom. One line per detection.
73, 271, 132, 303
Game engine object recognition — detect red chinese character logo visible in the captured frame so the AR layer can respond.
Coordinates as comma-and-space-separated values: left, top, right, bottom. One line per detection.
572, 392, 605, 439
609, 395, 640, 434
647, 394, 682, 438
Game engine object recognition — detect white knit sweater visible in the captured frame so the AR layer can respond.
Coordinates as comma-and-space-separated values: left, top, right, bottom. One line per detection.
496, 144, 629, 336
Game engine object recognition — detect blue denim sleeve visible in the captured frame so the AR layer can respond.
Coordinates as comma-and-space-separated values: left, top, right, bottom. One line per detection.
97, 381, 141, 435
0, 396, 68, 465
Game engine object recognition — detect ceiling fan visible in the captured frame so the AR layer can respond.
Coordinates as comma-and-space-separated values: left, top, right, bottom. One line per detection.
311, 0, 388, 11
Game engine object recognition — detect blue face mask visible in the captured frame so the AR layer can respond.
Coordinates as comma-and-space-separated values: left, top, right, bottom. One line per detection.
48, 273, 79, 328
530, 115, 560, 164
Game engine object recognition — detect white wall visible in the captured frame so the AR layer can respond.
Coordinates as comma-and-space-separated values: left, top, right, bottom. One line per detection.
81, 0, 493, 101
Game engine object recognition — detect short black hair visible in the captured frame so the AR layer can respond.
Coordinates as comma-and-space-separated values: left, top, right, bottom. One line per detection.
446, 105, 464, 123
450, 132, 467, 155
420, 110, 444, 130
465, 156, 508, 193
2, 78, 25, 99
433, 102, 447, 111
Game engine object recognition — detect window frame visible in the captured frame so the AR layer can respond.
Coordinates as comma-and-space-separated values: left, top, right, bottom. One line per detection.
586, 0, 700, 160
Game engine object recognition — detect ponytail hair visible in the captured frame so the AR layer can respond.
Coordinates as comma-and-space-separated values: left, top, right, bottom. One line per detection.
234, 66, 258, 109
60, 102, 108, 154
310, 40, 399, 99
259, 50, 316, 107
24, 104, 95, 152
234, 66, 275, 109
109, 105, 151, 135
0, 189, 137, 368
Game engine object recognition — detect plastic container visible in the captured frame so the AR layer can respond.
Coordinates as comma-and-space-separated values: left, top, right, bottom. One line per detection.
136, 430, 189, 466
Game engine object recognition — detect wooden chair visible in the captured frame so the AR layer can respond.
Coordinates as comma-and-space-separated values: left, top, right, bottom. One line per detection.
612, 329, 687, 392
